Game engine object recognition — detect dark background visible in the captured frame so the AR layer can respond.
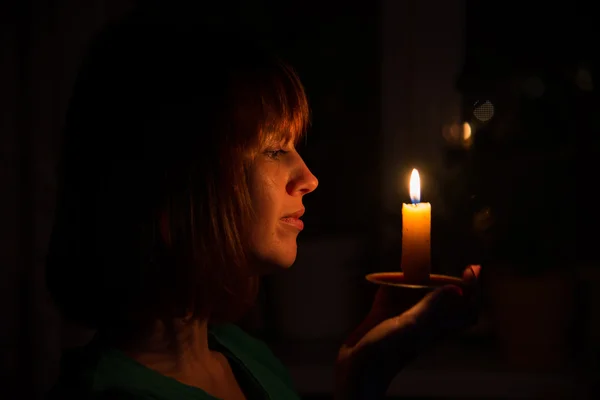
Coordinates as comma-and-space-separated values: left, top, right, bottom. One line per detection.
1, 0, 596, 398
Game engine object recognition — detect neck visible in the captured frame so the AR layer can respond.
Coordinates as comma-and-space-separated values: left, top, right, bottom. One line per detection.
118, 318, 223, 387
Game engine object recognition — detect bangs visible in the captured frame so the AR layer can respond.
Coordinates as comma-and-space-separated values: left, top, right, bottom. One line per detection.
263, 61, 309, 145
233, 56, 310, 150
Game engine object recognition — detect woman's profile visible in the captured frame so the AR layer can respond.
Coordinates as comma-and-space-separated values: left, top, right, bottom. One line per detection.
46, 5, 478, 400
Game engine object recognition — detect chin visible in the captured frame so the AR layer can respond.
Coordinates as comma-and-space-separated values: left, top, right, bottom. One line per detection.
251, 250, 297, 275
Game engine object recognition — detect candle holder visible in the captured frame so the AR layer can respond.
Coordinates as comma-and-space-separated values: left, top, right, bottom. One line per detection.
363, 271, 470, 320
365, 272, 464, 290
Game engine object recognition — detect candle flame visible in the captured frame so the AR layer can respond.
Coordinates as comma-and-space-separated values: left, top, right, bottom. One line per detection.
409, 168, 420, 203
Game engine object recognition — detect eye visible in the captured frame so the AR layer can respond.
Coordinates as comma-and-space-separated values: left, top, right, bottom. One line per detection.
265, 149, 288, 159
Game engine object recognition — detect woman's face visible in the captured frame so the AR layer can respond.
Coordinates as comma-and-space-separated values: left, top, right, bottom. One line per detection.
247, 139, 318, 273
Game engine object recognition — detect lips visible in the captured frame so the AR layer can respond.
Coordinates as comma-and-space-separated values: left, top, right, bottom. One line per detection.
280, 208, 305, 230
283, 208, 305, 219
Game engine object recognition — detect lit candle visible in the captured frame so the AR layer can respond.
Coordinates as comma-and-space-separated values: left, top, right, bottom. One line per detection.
401, 169, 431, 283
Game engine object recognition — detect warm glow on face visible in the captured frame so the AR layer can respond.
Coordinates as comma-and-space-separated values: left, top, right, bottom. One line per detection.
409, 168, 420, 204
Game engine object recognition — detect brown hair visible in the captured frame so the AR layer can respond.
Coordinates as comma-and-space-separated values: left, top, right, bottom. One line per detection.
46, 10, 309, 335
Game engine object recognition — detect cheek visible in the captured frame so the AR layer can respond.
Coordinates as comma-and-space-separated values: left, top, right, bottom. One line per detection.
249, 165, 284, 218
247, 175, 280, 245
246, 190, 299, 270
250, 183, 277, 225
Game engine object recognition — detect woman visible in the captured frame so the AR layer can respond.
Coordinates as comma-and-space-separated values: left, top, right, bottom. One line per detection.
46, 6, 479, 400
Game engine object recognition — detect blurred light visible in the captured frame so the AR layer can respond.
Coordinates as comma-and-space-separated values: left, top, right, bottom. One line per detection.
473, 206, 494, 233
473, 100, 494, 122
463, 122, 472, 140
575, 68, 593, 91
442, 122, 461, 143
442, 122, 473, 149
523, 76, 545, 98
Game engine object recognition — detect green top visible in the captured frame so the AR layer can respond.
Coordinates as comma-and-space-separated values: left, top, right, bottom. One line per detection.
48, 324, 301, 400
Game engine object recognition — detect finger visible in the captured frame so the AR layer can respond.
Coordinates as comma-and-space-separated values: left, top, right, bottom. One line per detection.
350, 285, 460, 347
462, 264, 481, 284
461, 265, 481, 298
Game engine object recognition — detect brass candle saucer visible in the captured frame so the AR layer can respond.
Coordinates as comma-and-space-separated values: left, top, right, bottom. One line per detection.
365, 272, 464, 290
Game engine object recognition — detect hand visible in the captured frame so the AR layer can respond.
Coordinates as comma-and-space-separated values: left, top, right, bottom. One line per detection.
335, 265, 481, 400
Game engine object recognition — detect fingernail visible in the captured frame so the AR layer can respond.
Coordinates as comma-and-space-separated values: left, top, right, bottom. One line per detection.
469, 265, 481, 278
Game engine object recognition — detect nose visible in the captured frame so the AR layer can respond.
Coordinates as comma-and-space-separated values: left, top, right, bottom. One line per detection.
287, 156, 318, 196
